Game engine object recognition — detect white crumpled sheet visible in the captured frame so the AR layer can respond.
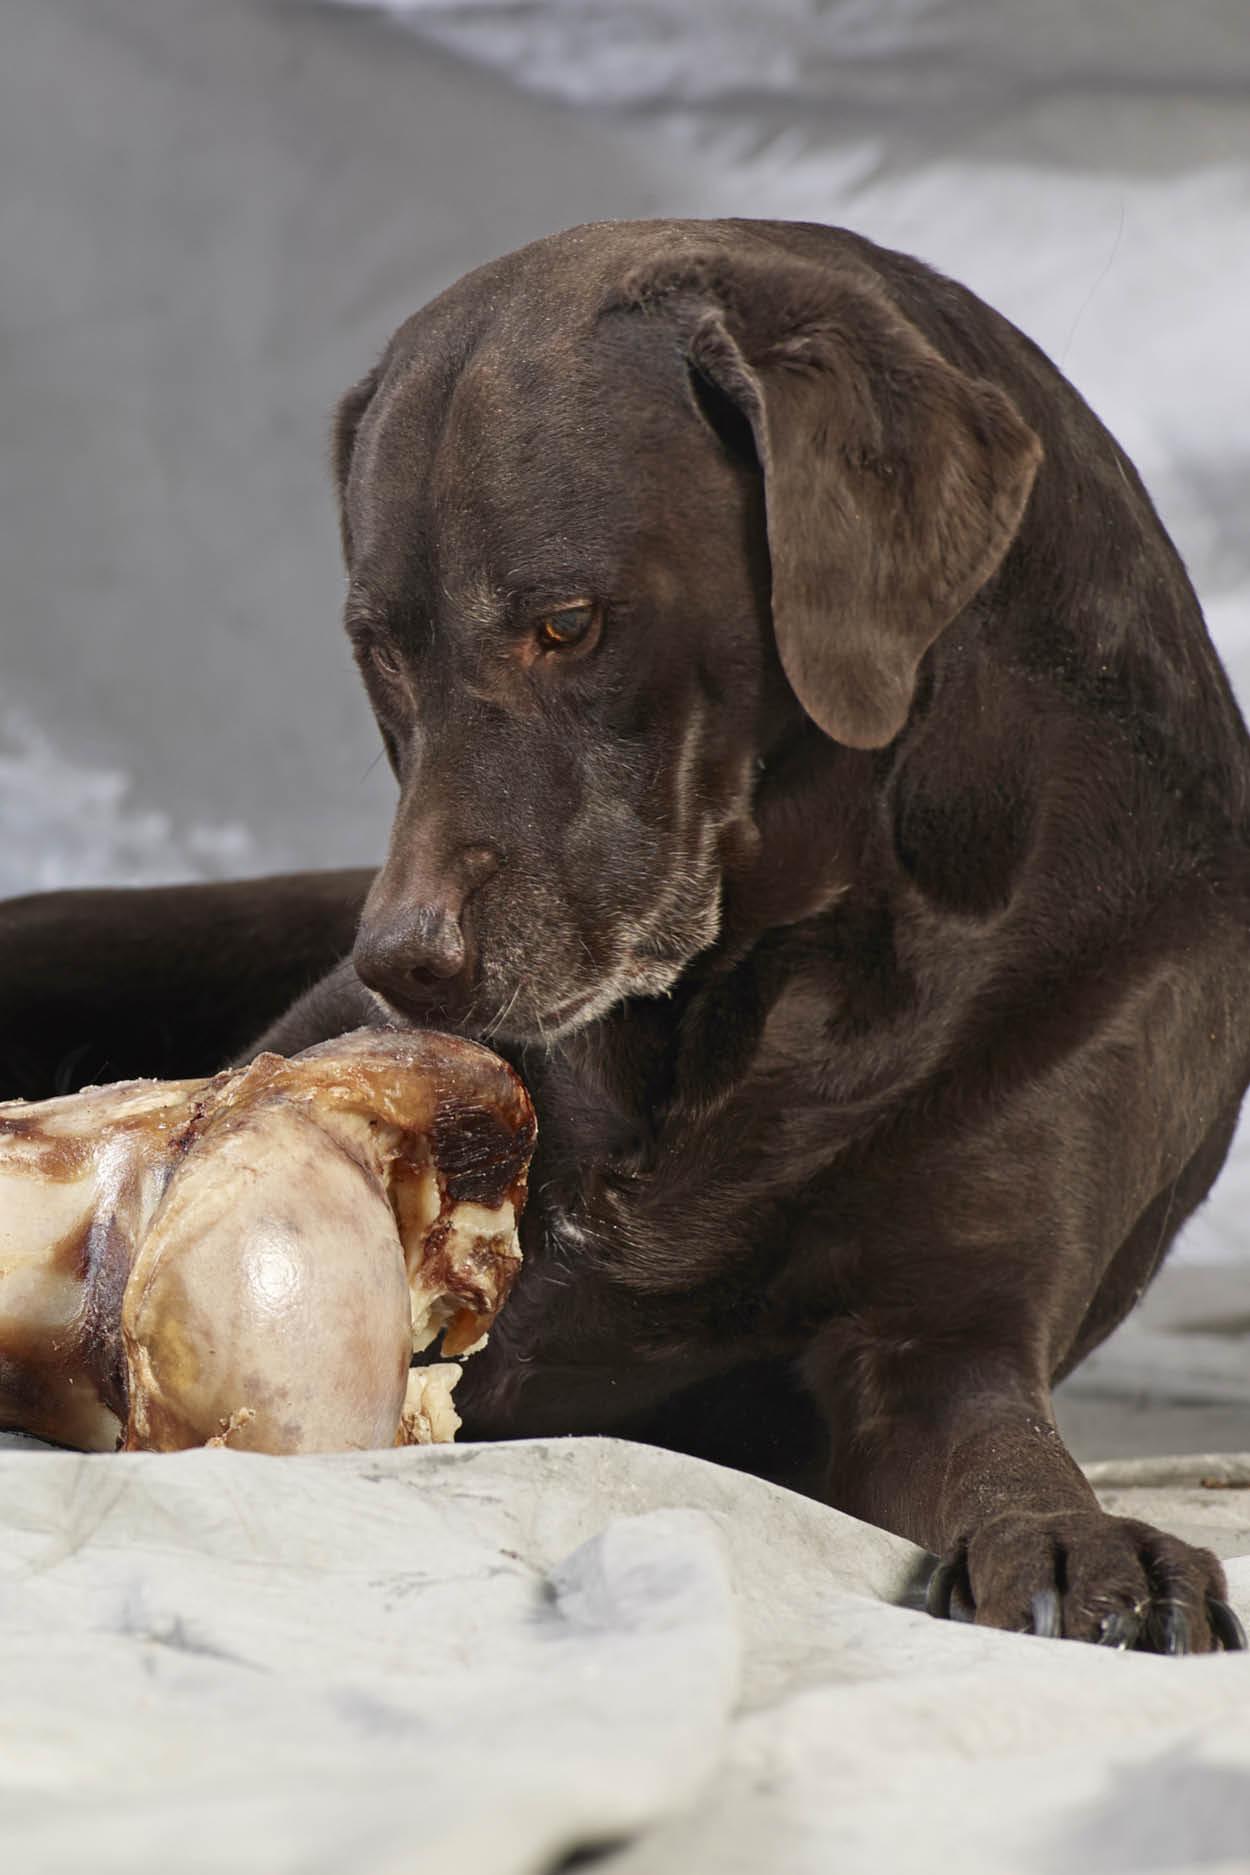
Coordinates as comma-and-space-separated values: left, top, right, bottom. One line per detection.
1, 1436, 1248, 1875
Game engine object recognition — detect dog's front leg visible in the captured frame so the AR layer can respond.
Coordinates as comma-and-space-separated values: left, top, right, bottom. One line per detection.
808, 1339, 1245, 1652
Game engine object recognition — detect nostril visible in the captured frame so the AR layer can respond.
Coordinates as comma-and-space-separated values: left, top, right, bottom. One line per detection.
404, 943, 463, 985
404, 964, 447, 991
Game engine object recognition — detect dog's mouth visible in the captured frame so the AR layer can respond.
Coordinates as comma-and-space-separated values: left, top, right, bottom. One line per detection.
367, 974, 622, 1049
365, 928, 699, 1051
526, 951, 693, 1044
532, 980, 635, 1041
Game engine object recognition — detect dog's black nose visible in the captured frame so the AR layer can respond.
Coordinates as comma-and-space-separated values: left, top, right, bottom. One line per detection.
353, 846, 498, 1019
355, 903, 465, 1007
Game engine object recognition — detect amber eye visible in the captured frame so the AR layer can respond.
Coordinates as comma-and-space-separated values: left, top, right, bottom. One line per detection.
535, 603, 599, 652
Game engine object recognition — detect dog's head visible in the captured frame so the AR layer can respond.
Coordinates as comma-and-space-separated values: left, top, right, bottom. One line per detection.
338, 223, 1040, 1045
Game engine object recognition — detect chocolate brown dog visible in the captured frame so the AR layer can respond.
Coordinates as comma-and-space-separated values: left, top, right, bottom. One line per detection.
4, 219, 1249, 1651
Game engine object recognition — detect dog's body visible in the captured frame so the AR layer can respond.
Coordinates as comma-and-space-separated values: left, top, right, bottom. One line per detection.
5, 220, 1249, 1650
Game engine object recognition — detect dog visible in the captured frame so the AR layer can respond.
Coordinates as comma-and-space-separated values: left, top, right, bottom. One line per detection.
4, 219, 1248, 1652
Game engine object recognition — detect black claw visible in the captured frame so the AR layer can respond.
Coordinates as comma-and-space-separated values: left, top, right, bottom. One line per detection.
1097, 1610, 1142, 1650
1029, 1589, 1062, 1639
1207, 1597, 1248, 1653
926, 1557, 961, 1621
1157, 1603, 1192, 1656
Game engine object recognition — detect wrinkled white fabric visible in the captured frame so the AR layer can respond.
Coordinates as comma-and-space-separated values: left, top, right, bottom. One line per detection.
1, 1435, 1247, 1874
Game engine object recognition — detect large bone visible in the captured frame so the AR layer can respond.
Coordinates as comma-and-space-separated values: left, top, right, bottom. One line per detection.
0, 1030, 535, 1454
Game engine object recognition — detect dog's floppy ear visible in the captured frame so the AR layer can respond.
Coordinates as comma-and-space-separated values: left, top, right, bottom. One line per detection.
331, 365, 382, 565
611, 250, 1041, 748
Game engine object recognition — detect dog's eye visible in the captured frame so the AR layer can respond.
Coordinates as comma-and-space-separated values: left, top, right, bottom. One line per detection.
535, 603, 599, 652
367, 641, 404, 681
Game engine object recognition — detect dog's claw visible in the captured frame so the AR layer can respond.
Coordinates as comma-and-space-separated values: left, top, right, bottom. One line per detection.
924, 1524, 1244, 1652
925, 1556, 1245, 1652
1154, 1603, 1192, 1656
1097, 1610, 1141, 1650
926, 1557, 960, 1620
926, 1554, 983, 1622
1029, 1588, 1062, 1639
1207, 1596, 1248, 1652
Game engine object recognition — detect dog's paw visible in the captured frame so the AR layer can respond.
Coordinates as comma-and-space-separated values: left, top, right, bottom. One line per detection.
926, 1510, 1247, 1652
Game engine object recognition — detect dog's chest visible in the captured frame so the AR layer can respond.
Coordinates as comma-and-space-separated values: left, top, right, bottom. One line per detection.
455, 991, 858, 1439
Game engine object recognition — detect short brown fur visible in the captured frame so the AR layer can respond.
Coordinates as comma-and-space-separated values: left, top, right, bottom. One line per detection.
5, 220, 1248, 1651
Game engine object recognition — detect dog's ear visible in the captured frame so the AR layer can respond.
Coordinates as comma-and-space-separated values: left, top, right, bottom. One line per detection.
331, 365, 382, 565
610, 250, 1041, 748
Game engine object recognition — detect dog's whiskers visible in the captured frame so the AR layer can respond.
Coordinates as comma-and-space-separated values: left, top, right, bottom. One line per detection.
485, 978, 524, 1041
